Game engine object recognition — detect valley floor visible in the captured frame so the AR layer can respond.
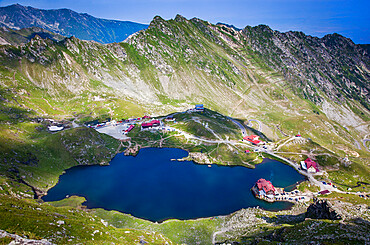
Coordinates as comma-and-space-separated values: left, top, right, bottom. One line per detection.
0, 108, 369, 244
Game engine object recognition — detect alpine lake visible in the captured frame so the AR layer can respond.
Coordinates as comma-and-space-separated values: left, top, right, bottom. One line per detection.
43, 148, 305, 222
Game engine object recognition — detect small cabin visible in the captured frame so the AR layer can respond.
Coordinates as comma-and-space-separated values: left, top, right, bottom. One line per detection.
195, 104, 204, 112
124, 125, 135, 134
319, 190, 330, 195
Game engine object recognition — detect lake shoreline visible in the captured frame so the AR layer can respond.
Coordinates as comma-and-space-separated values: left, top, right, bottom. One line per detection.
42, 147, 306, 222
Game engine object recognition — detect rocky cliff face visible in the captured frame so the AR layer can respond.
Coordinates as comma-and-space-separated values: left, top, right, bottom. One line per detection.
240, 26, 370, 110
0, 4, 148, 44
306, 199, 342, 220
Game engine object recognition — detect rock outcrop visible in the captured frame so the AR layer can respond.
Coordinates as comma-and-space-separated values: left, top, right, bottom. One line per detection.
0, 229, 55, 245
305, 199, 342, 220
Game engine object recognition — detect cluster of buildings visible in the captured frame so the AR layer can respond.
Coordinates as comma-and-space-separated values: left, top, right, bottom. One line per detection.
88, 115, 152, 129
141, 120, 161, 130
251, 178, 310, 203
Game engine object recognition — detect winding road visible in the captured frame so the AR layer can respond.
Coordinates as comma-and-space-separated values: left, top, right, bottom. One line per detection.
363, 139, 370, 152
94, 111, 348, 197
247, 119, 262, 132
227, 117, 247, 136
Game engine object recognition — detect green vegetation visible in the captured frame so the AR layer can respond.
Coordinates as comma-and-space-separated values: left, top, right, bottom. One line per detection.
241, 218, 370, 244
297, 181, 320, 192
325, 192, 370, 206
48, 196, 86, 208
0, 195, 171, 244
94, 208, 222, 245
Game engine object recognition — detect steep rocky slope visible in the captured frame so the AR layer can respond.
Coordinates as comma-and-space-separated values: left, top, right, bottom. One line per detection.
0, 4, 148, 43
240, 25, 370, 110
1, 15, 368, 150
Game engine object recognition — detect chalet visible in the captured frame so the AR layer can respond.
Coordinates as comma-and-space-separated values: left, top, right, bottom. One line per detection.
123, 125, 135, 134
252, 178, 276, 198
243, 135, 262, 145
300, 158, 319, 173
141, 120, 161, 129
195, 104, 204, 112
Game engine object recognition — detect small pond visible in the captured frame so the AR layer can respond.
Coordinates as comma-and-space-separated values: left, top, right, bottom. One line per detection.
43, 148, 305, 222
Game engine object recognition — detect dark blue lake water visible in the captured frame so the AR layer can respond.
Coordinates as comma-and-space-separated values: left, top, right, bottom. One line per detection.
43, 148, 305, 221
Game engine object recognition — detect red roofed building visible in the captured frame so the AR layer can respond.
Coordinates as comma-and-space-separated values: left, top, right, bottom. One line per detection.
252, 178, 276, 198
301, 158, 319, 173
141, 120, 161, 129
319, 190, 330, 195
243, 135, 262, 145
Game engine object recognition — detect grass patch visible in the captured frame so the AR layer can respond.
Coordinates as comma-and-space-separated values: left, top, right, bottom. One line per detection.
48, 196, 86, 208
93, 208, 222, 245
0, 195, 171, 244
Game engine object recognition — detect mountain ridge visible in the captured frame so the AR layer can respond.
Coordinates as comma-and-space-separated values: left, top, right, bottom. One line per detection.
0, 13, 368, 143
0, 4, 148, 44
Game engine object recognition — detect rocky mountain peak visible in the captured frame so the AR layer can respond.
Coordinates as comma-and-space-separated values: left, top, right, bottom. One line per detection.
6, 3, 26, 9
174, 14, 187, 23
149, 15, 166, 28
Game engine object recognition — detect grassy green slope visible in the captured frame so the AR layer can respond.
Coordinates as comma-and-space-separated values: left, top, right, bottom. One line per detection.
0, 15, 369, 245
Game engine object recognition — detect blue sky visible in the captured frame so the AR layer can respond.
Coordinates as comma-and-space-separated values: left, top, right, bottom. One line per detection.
0, 0, 369, 43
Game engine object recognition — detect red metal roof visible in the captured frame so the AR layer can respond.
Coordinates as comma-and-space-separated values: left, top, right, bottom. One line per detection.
256, 178, 275, 193
142, 120, 160, 128
304, 158, 319, 172
142, 122, 153, 127
319, 190, 330, 195
243, 135, 261, 145
126, 125, 135, 132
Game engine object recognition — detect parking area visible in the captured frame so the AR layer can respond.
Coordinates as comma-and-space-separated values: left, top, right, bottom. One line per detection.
95, 123, 130, 140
